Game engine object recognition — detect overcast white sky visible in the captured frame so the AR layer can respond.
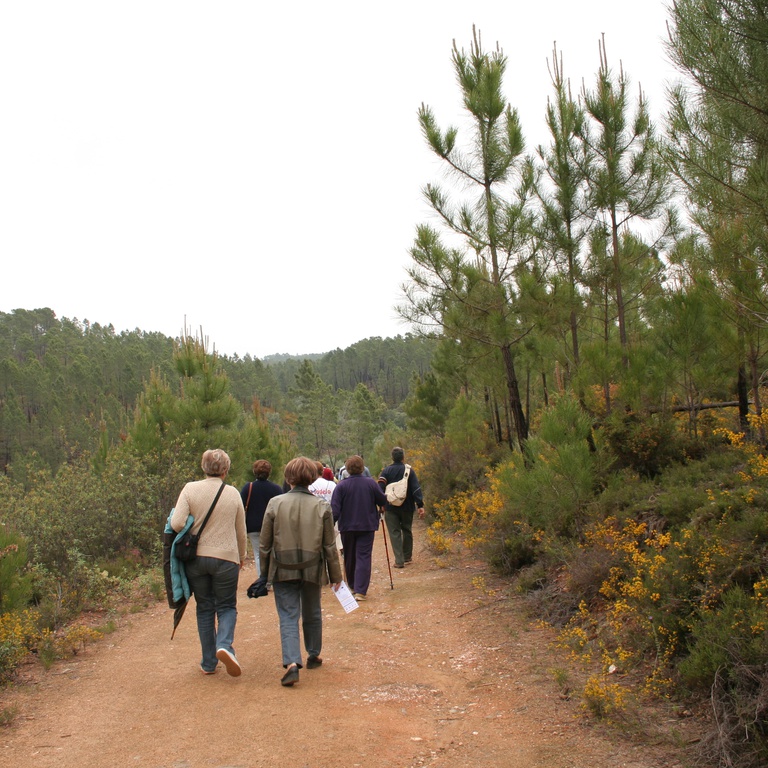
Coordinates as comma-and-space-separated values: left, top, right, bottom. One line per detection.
0, 1, 680, 359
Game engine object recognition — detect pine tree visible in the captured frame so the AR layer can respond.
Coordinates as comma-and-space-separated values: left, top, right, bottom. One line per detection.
535, 45, 590, 381
289, 359, 337, 458
401, 27, 535, 448
578, 36, 673, 376
666, 0, 768, 429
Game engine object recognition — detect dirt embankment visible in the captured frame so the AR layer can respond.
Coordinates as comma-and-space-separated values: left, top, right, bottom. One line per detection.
0, 524, 692, 768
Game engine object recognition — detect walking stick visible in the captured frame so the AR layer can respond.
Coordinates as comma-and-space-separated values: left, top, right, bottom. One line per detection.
335, 523, 346, 582
380, 511, 394, 589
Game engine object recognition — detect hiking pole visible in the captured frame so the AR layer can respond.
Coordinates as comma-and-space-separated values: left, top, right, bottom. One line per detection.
380, 511, 394, 589
335, 523, 346, 583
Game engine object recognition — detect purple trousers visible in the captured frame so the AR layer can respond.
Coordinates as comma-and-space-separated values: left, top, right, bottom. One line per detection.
340, 530, 376, 596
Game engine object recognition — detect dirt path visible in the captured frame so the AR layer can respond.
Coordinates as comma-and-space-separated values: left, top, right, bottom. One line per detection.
0, 523, 689, 768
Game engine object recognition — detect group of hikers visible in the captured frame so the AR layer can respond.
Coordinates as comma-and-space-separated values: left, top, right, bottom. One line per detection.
168, 447, 425, 687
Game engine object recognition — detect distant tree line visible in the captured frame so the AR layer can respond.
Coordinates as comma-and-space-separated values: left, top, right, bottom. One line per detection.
0, 308, 433, 476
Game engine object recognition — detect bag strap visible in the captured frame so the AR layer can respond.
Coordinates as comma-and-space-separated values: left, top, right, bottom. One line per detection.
273, 552, 322, 570
244, 482, 253, 511
403, 464, 411, 480
196, 481, 226, 537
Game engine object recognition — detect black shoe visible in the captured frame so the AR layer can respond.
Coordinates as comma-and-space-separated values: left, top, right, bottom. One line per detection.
394, 563, 405, 568
404, 559, 413, 564
306, 655, 323, 669
281, 665, 299, 686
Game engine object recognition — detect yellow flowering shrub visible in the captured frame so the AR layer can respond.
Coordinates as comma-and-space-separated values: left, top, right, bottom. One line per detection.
0, 608, 43, 683
427, 470, 505, 553
582, 674, 628, 719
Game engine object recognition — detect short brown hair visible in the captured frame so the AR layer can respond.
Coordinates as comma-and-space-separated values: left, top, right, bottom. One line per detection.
252, 459, 272, 481
201, 449, 231, 477
284, 456, 318, 488
315, 461, 324, 477
345, 455, 364, 475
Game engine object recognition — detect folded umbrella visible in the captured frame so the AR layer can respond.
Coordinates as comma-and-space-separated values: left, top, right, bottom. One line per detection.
171, 598, 188, 640
163, 511, 194, 639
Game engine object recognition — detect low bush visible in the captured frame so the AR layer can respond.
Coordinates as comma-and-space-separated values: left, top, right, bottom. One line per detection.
0, 529, 33, 613
0, 608, 42, 684
486, 525, 538, 575
680, 587, 768, 767
602, 411, 684, 478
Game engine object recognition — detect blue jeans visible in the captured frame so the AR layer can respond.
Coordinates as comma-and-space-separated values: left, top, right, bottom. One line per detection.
272, 581, 322, 668
185, 556, 240, 672
248, 531, 262, 577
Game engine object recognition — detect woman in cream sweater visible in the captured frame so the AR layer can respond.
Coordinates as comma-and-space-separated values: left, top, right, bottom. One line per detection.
171, 449, 247, 676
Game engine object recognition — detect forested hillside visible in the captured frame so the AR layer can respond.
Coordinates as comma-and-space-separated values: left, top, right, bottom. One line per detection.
0, 308, 433, 476
0, 308, 177, 475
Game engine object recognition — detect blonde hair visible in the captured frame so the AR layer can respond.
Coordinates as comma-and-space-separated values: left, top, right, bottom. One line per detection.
201, 449, 231, 477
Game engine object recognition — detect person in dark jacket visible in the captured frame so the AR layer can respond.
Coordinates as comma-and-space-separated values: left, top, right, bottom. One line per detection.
240, 459, 283, 578
331, 454, 388, 601
377, 447, 425, 568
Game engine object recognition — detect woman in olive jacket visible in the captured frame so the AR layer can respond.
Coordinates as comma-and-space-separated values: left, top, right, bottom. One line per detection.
259, 456, 343, 686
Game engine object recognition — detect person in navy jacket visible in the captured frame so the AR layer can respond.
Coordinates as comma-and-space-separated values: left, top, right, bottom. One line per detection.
377, 447, 425, 568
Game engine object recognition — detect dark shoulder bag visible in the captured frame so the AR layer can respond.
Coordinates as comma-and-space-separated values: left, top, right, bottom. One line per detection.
176, 481, 226, 562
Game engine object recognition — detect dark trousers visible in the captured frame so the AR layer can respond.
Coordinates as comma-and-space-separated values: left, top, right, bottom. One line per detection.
384, 507, 415, 566
340, 529, 376, 595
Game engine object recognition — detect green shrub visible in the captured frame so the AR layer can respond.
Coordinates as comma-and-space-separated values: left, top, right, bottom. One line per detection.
680, 588, 768, 768
31, 555, 119, 630
487, 526, 537, 575
417, 395, 508, 505
496, 435, 595, 538
602, 411, 681, 478
133, 569, 165, 603
0, 529, 33, 613
0, 639, 27, 684
656, 486, 709, 528
0, 608, 42, 684
680, 588, 768, 691
594, 470, 657, 516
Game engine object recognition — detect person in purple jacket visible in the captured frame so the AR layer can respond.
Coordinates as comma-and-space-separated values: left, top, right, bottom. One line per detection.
330, 455, 388, 601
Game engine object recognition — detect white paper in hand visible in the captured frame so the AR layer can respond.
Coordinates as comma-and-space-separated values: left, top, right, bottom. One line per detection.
334, 581, 359, 613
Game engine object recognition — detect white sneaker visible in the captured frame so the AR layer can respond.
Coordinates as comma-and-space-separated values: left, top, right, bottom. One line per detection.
215, 648, 242, 677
